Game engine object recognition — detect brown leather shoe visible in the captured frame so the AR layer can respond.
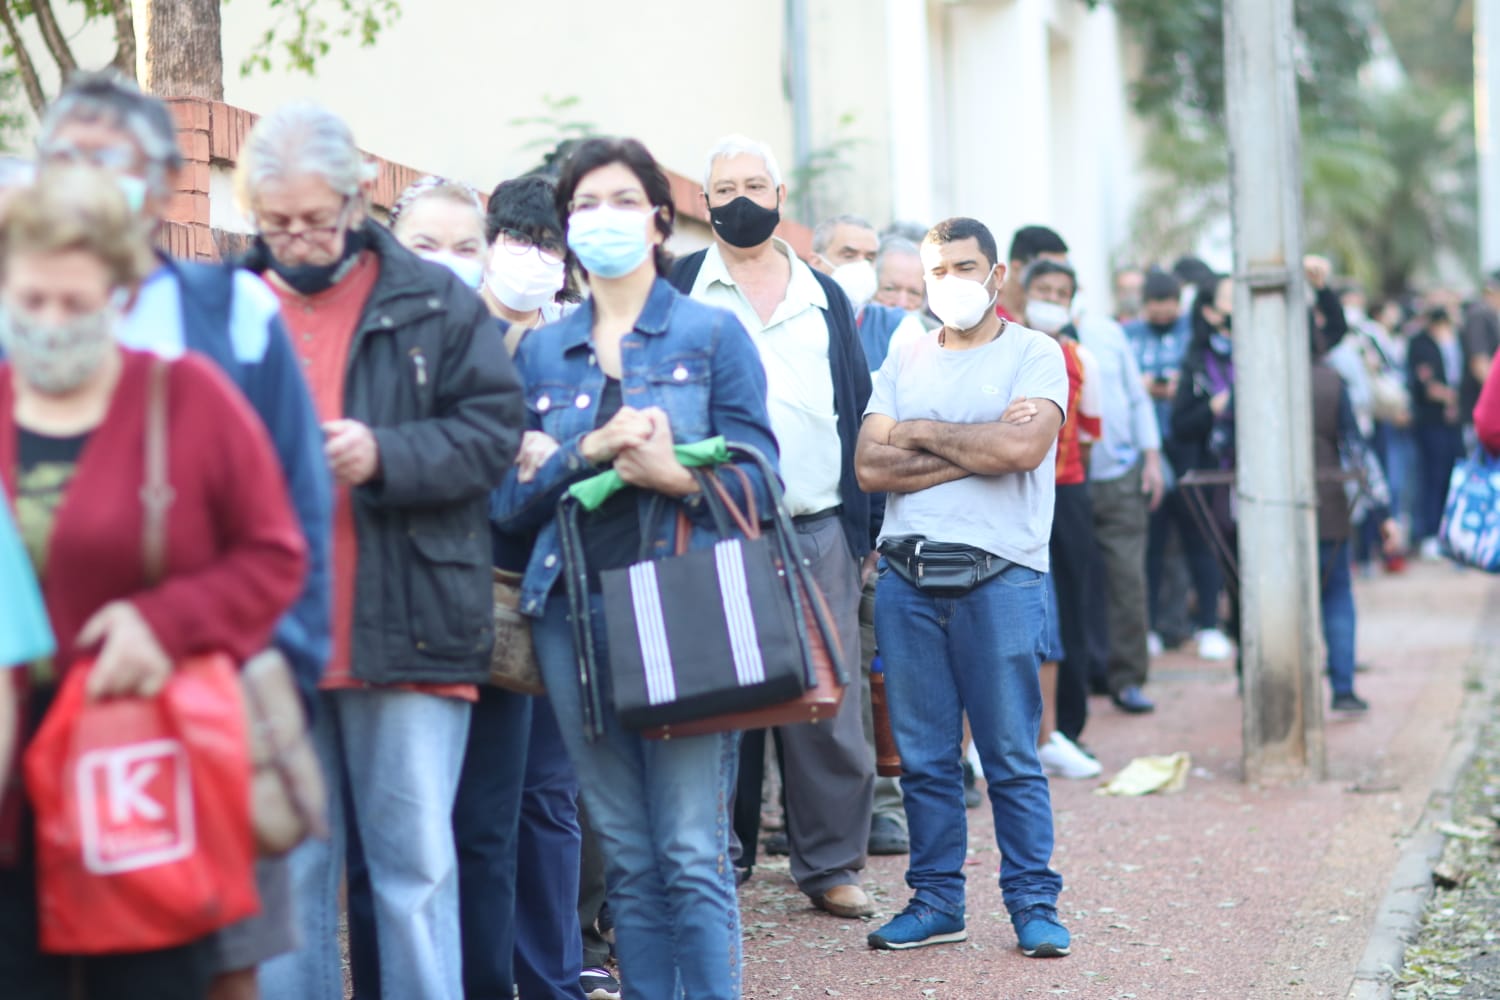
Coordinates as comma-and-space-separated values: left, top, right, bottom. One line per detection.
812, 883, 875, 919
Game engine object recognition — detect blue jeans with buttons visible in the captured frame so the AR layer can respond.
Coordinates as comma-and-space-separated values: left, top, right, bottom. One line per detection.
533, 592, 741, 1000
875, 562, 1064, 922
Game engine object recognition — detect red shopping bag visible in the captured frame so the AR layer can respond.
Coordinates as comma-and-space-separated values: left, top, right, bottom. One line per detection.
23, 653, 259, 954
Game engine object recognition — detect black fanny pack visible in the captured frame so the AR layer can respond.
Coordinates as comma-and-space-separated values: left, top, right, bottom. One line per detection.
879, 536, 1010, 595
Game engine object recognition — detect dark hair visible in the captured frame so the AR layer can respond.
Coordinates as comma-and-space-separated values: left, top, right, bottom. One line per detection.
924, 217, 999, 269
1007, 225, 1068, 267
1143, 267, 1181, 303
1425, 304, 1453, 327
1020, 259, 1077, 296
1189, 273, 1231, 353
1173, 255, 1216, 288
486, 175, 581, 304
554, 137, 675, 276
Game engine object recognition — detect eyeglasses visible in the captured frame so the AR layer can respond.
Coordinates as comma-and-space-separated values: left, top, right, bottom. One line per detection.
259, 197, 352, 250
498, 228, 566, 265
38, 141, 138, 174
567, 191, 651, 214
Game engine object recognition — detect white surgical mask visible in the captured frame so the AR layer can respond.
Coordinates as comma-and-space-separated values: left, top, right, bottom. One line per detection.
925, 266, 997, 332
421, 251, 484, 289
1025, 299, 1072, 335
830, 260, 877, 311
486, 245, 566, 313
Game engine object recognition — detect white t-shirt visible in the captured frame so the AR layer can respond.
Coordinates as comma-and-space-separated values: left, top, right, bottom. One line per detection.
866, 323, 1069, 572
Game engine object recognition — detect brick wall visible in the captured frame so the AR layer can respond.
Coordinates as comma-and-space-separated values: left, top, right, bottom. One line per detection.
159, 97, 811, 262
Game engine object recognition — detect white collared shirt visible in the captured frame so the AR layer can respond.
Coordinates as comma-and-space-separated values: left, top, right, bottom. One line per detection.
692, 239, 842, 517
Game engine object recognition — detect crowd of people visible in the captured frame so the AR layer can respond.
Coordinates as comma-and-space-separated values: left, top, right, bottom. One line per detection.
2, 70, 1497, 1000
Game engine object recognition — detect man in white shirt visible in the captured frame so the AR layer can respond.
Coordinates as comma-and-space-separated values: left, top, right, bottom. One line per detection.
668, 135, 877, 920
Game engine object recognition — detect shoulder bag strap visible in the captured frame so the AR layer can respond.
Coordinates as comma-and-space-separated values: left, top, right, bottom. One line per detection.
141, 359, 175, 587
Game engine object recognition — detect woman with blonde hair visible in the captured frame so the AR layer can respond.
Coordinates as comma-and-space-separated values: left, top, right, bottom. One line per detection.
0, 167, 306, 997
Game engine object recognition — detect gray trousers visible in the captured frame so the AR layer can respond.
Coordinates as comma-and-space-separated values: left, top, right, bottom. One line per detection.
859, 574, 906, 828
735, 514, 874, 896
1087, 463, 1152, 692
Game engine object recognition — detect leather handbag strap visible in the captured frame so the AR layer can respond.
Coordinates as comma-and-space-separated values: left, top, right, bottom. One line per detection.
140, 360, 175, 587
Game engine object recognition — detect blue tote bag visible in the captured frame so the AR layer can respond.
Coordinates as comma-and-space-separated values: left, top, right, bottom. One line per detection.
1439, 449, 1500, 573
1, 492, 54, 666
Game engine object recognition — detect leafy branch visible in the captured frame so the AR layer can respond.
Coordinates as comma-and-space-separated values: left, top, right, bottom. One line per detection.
236, 0, 402, 77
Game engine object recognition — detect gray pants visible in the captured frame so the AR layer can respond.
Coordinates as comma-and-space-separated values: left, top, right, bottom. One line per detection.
737, 514, 874, 896
1088, 463, 1152, 692
859, 574, 906, 828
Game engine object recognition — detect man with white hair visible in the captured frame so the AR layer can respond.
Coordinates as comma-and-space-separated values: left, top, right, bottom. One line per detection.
234, 103, 523, 1000
670, 134, 878, 920
809, 214, 925, 372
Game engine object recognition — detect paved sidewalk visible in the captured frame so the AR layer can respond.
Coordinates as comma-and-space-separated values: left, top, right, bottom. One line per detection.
738, 562, 1499, 999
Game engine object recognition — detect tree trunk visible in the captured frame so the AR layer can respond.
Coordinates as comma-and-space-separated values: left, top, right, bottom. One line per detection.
144, 0, 223, 100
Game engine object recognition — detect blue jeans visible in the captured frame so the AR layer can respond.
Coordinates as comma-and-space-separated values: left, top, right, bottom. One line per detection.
514, 695, 586, 1000
875, 563, 1063, 920
1320, 540, 1357, 697
259, 689, 470, 1000
535, 593, 741, 1000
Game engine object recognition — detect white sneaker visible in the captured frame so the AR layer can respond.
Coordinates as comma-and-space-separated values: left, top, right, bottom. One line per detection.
1419, 537, 1443, 562
1147, 631, 1165, 657
1038, 731, 1102, 780
1195, 628, 1233, 661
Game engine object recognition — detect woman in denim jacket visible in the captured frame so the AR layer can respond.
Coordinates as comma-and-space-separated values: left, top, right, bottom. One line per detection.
492, 137, 778, 1000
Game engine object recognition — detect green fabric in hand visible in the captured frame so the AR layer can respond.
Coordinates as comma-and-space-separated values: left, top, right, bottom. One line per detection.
567, 436, 730, 511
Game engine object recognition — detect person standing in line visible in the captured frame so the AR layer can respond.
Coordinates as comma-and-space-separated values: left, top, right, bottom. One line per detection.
341, 174, 590, 1000
0, 165, 307, 1000
1112, 266, 1145, 325
1122, 268, 1202, 656
35, 72, 334, 1000
1020, 259, 1105, 779
1070, 272, 1165, 717
1019, 234, 1164, 716
492, 136, 780, 1000
670, 134, 878, 921
1408, 305, 1466, 560
857, 216, 1070, 957
809, 212, 922, 856
1460, 272, 1500, 436
240, 104, 524, 1000
875, 237, 929, 316
481, 175, 603, 1000
809, 214, 925, 372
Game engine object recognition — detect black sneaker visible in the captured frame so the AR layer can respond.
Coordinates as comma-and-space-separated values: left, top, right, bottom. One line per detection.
581, 966, 622, 1000
867, 813, 909, 855
764, 831, 790, 855
961, 758, 982, 810
1331, 693, 1369, 714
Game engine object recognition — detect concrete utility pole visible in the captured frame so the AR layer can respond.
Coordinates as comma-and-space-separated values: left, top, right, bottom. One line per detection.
1479, 0, 1500, 270
1222, 0, 1326, 783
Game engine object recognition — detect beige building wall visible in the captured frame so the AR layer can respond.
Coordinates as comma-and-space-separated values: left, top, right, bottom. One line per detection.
215, 0, 896, 230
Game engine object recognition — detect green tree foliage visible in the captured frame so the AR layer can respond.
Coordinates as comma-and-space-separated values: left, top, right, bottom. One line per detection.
1090, 0, 1477, 292
0, 0, 401, 146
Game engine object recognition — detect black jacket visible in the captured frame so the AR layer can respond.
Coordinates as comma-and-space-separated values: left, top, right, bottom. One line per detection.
1407, 330, 1461, 428
669, 249, 873, 561
243, 222, 524, 684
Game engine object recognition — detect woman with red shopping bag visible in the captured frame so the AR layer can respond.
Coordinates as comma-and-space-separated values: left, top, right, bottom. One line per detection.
0, 167, 306, 999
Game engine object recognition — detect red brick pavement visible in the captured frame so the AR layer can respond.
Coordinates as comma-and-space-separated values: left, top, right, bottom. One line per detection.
738, 562, 1497, 1000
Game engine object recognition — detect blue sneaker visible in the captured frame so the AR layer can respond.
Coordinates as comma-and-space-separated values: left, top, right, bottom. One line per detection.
1014, 904, 1071, 957
867, 901, 967, 950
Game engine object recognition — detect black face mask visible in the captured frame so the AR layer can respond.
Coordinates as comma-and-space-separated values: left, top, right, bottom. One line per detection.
264, 226, 367, 296
709, 195, 781, 249
1221, 313, 1233, 333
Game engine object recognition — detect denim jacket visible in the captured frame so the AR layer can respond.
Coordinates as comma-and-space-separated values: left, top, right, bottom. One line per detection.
491, 278, 780, 616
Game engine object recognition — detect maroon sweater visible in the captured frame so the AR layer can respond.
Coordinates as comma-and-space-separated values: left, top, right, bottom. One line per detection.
1475, 358, 1500, 454
0, 349, 307, 674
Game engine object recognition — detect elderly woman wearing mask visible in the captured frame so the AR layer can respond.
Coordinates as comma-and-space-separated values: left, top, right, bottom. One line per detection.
236, 104, 523, 1000
0, 167, 306, 999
